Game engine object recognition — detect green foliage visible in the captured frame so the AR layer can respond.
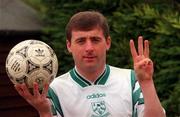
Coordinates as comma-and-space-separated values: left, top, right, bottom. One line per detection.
27, 0, 179, 116
109, 3, 180, 116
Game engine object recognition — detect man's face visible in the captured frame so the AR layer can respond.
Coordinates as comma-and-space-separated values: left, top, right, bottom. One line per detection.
67, 28, 111, 72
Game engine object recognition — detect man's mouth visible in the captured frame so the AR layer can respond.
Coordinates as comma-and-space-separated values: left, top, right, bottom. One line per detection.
83, 56, 96, 60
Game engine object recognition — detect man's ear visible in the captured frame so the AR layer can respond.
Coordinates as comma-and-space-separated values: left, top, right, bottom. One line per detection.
106, 36, 111, 51
66, 39, 72, 53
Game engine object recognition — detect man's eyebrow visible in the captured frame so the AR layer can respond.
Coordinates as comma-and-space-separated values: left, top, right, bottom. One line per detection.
90, 36, 101, 39
76, 37, 86, 40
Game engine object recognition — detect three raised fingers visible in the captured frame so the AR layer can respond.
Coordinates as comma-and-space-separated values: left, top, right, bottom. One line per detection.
130, 36, 149, 59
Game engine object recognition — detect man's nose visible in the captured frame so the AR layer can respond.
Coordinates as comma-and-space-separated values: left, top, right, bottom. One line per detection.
85, 40, 94, 51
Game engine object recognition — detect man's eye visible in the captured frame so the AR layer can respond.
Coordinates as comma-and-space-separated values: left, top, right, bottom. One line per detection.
93, 39, 99, 42
92, 37, 101, 43
76, 39, 85, 44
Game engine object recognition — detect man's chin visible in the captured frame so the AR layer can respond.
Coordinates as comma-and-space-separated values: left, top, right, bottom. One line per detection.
83, 64, 98, 71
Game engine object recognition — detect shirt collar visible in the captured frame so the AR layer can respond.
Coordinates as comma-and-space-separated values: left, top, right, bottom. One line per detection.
70, 65, 110, 88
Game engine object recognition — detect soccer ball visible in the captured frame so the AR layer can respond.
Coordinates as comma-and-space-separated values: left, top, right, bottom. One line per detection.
5, 40, 58, 90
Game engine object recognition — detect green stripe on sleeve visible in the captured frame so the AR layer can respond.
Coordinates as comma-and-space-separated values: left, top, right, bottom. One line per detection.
133, 88, 141, 105
47, 87, 64, 117
131, 70, 137, 117
131, 70, 136, 91
131, 70, 144, 105
138, 98, 144, 105
131, 70, 145, 117
50, 104, 57, 115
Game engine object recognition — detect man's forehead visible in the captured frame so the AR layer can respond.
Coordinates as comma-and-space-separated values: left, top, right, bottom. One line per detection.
71, 29, 104, 37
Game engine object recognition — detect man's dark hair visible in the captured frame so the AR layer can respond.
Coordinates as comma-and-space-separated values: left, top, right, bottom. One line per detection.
65, 11, 110, 41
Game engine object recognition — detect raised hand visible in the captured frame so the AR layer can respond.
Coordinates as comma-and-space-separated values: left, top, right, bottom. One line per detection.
130, 36, 154, 82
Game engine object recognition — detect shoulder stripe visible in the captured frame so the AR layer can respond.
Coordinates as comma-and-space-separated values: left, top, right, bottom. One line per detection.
131, 70, 136, 91
131, 70, 144, 104
47, 87, 64, 117
131, 70, 136, 117
131, 70, 145, 117
133, 88, 141, 105
138, 98, 144, 105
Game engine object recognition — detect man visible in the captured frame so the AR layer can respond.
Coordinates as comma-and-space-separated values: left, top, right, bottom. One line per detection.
15, 11, 165, 117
